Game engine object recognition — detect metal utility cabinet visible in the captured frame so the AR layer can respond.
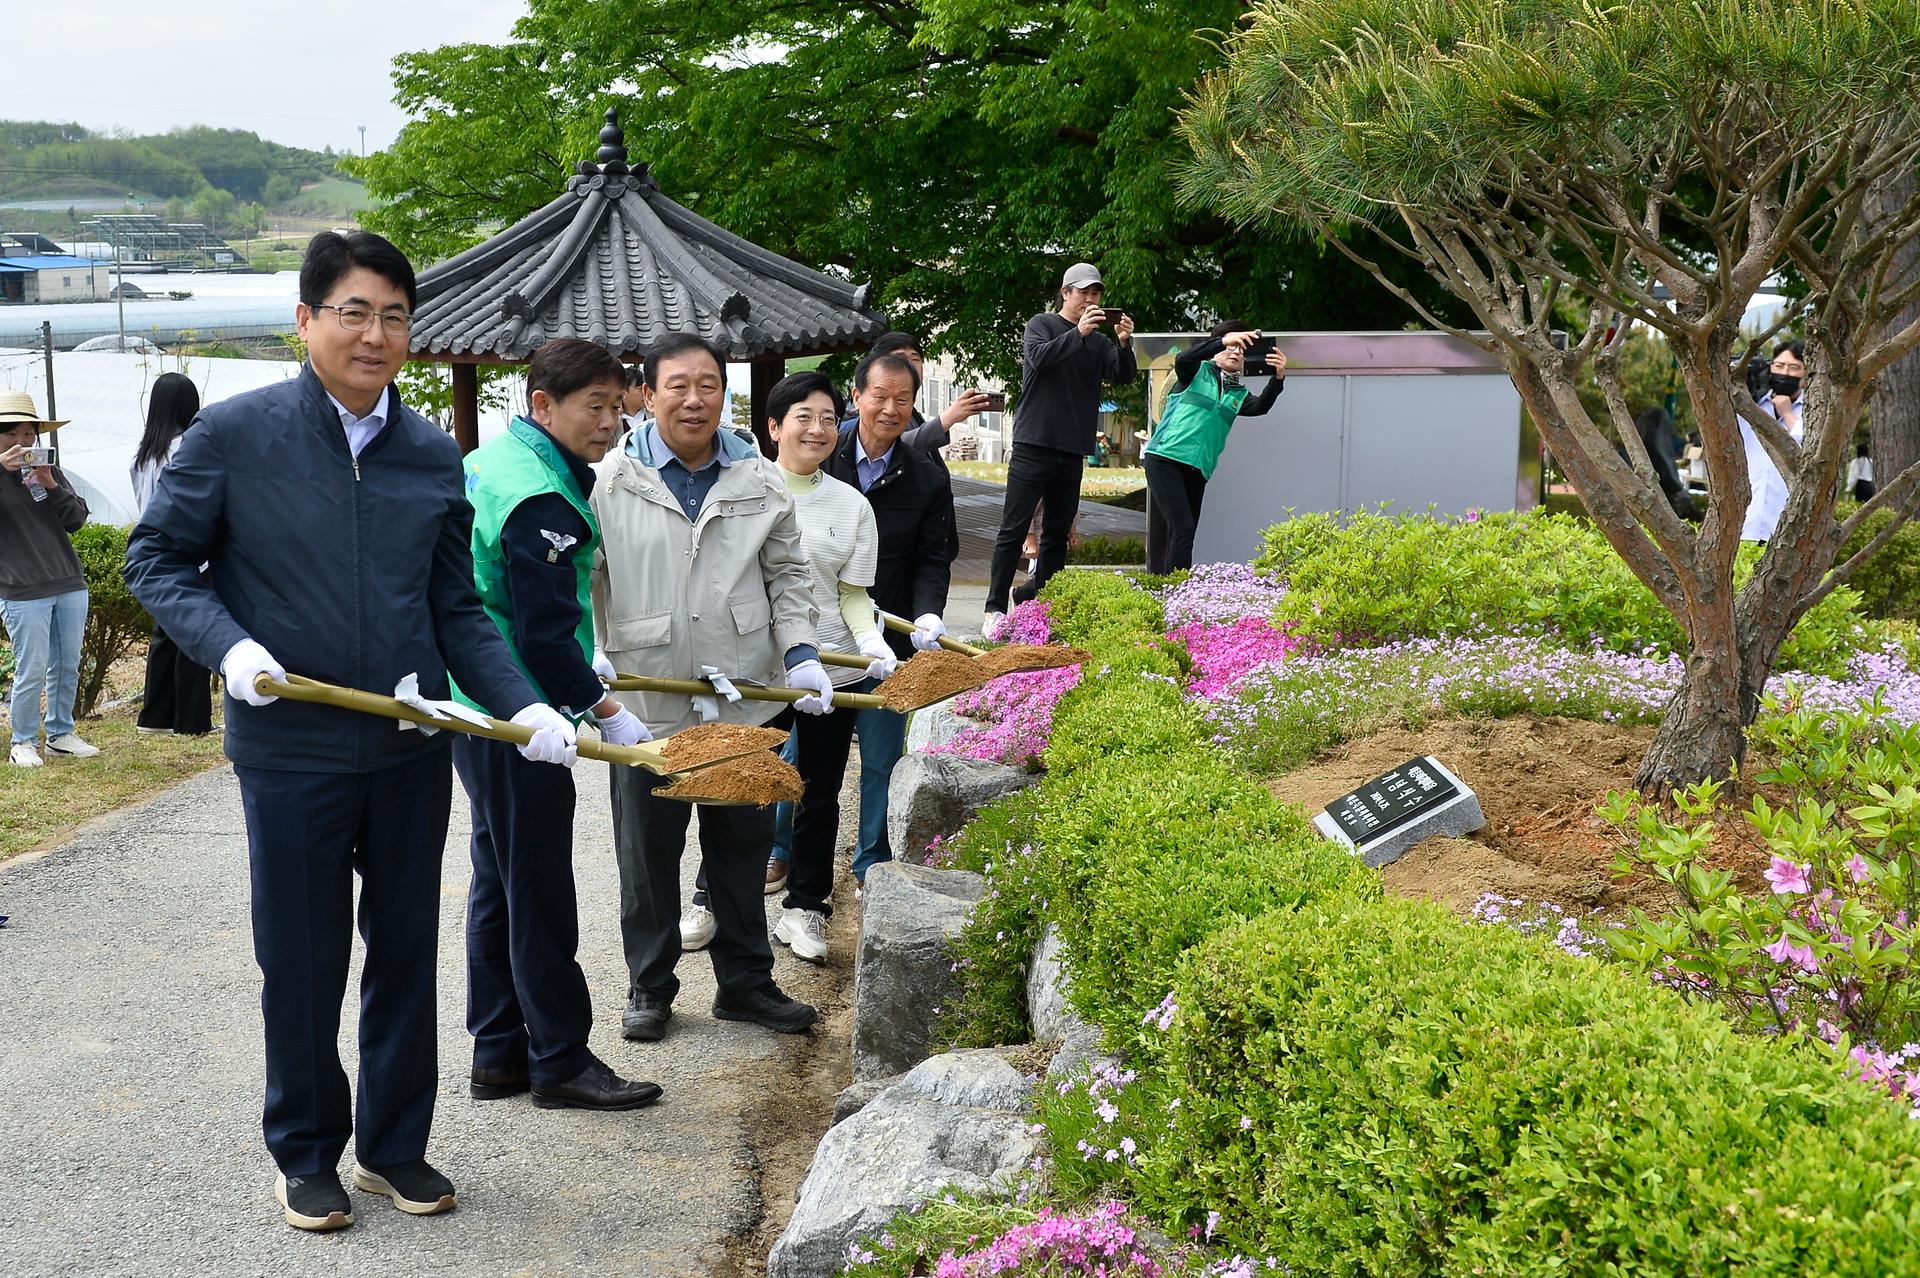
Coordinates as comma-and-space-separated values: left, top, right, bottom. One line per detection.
1134, 331, 1533, 566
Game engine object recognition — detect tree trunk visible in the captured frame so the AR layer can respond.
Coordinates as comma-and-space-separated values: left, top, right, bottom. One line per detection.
1869, 166, 1920, 488
1633, 628, 1754, 795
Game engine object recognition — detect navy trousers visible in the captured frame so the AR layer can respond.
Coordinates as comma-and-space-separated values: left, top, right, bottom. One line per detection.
235, 749, 452, 1177
453, 735, 594, 1088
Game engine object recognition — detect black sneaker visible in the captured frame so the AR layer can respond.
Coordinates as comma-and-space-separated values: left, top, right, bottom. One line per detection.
533, 1057, 664, 1111
622, 993, 672, 1042
713, 983, 818, 1034
350, 1158, 456, 1216
470, 1062, 531, 1100
276, 1170, 352, 1232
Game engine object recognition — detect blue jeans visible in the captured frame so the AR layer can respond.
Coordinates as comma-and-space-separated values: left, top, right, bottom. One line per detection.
767, 688, 906, 883
2, 589, 87, 745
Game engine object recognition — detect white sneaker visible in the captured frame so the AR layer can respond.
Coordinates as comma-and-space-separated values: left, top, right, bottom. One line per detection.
44, 733, 100, 758
774, 907, 829, 963
679, 903, 717, 950
9, 743, 43, 768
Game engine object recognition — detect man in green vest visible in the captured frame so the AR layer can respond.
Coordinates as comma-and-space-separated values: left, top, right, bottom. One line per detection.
455, 338, 661, 1112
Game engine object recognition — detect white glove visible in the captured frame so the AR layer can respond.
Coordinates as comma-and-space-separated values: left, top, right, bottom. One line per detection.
591, 648, 617, 682
512, 702, 579, 767
594, 704, 652, 747
785, 659, 835, 715
857, 633, 898, 681
221, 638, 287, 707
910, 613, 947, 653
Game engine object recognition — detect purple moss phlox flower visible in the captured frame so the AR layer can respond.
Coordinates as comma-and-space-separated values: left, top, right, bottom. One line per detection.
1160, 562, 1289, 628
1847, 854, 1874, 884
1765, 855, 1813, 895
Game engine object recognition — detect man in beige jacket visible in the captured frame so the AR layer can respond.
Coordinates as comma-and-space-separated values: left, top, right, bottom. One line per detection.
592, 332, 835, 1043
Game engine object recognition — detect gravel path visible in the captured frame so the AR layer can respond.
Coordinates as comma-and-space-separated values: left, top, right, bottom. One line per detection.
0, 756, 851, 1277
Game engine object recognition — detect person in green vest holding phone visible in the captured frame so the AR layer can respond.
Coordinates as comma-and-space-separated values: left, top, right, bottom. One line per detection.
1143, 322, 1288, 573
455, 338, 662, 1113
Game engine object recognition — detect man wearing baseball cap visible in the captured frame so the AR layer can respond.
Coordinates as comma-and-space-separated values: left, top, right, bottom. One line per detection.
1, 390, 99, 768
985, 262, 1136, 622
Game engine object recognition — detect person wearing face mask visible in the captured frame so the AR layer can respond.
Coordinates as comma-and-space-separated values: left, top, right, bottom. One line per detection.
592, 332, 831, 1045
454, 338, 661, 1114
753, 371, 892, 961
1740, 339, 1805, 543
1143, 321, 1288, 574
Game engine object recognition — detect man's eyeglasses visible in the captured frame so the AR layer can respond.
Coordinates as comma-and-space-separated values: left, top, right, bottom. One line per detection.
312, 303, 412, 336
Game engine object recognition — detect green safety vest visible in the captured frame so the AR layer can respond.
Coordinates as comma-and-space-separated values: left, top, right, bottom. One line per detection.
452, 417, 601, 716
1144, 361, 1248, 480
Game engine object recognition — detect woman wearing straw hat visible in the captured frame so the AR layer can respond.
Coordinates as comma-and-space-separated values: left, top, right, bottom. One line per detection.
0, 389, 100, 767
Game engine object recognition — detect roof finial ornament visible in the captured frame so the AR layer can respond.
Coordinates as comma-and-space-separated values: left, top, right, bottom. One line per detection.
596, 107, 629, 176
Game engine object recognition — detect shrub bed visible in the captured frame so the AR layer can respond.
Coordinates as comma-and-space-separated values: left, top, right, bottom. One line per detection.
905, 560, 1920, 1278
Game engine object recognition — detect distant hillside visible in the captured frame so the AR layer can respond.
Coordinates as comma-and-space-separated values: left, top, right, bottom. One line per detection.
0, 120, 356, 223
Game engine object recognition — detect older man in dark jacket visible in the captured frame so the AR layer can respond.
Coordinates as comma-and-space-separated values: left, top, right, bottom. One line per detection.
125, 231, 577, 1235
824, 351, 954, 882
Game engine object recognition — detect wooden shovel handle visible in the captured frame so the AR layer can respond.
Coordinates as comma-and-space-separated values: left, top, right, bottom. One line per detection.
878, 611, 985, 657
605, 672, 885, 712
259, 673, 677, 772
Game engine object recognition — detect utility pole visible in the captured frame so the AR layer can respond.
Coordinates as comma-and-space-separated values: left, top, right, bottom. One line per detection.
358, 125, 367, 157
42, 321, 59, 465
112, 225, 126, 352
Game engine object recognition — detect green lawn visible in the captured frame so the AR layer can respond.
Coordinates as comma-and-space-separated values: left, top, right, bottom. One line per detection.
950, 459, 1146, 500
280, 177, 372, 218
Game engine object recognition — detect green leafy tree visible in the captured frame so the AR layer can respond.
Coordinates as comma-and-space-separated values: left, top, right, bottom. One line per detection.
1179, 0, 1920, 789
351, 0, 1463, 388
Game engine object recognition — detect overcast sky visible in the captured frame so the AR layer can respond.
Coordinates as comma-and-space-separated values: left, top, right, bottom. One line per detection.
0, 0, 528, 154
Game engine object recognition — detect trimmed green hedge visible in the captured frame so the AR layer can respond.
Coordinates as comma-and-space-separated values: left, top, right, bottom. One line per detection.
1841, 503, 1920, 621
1160, 894, 1920, 1273
927, 565, 1920, 1277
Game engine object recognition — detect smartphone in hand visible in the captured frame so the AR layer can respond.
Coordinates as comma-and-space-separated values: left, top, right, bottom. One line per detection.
1243, 337, 1279, 367
980, 391, 1007, 413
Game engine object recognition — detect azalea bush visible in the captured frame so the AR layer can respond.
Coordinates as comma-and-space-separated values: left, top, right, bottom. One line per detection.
1253, 507, 1869, 675
1602, 701, 1920, 1113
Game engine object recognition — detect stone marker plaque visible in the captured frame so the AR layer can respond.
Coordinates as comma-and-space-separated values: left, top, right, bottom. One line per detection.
1313, 755, 1483, 868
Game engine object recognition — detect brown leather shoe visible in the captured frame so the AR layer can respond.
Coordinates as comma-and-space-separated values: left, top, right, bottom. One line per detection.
764, 857, 789, 895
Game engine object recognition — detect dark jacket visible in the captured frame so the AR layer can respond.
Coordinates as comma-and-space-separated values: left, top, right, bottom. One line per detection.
842, 409, 962, 563
827, 424, 953, 660
1013, 312, 1138, 455
0, 463, 87, 601
124, 364, 536, 774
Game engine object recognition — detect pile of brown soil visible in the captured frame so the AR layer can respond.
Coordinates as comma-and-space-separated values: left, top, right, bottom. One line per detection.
878, 651, 991, 711
973, 643, 1090, 677
1265, 714, 1772, 917
657, 751, 803, 806
653, 722, 790, 772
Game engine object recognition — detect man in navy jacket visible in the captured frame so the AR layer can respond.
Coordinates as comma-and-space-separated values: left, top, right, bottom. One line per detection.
125, 231, 579, 1233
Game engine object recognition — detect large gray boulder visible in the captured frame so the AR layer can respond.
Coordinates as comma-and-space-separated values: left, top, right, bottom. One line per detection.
887, 753, 1037, 866
768, 1051, 1040, 1278
1026, 925, 1114, 1081
904, 696, 972, 753
853, 862, 985, 1081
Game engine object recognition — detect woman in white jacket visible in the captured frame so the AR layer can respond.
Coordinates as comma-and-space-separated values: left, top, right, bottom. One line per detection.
757, 371, 896, 964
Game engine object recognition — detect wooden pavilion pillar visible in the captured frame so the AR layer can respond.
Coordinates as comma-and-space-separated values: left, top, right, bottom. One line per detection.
747, 354, 786, 458
452, 362, 480, 455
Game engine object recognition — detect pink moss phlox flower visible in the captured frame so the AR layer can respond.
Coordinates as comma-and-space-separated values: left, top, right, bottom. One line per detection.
1846, 854, 1874, 884
1173, 617, 1301, 701
928, 1201, 1161, 1277
1765, 855, 1813, 895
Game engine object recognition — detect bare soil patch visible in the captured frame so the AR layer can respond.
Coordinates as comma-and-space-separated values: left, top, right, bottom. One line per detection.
1265, 714, 1773, 916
